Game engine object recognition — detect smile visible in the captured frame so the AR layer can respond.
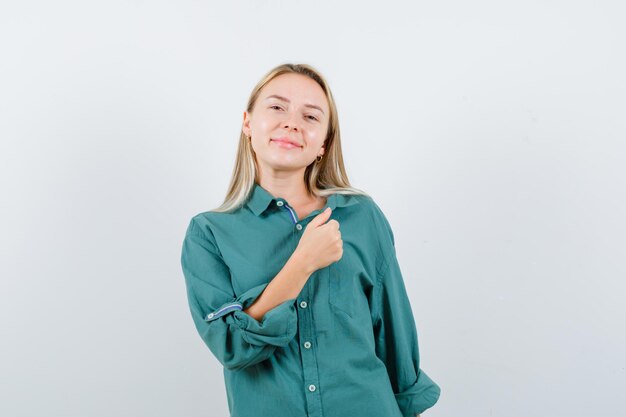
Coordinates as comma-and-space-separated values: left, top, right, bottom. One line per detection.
271, 139, 302, 149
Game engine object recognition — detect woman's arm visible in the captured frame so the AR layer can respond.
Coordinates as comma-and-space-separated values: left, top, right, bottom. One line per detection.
369, 201, 441, 415
371, 250, 441, 415
181, 217, 300, 371
243, 250, 313, 320
245, 205, 340, 320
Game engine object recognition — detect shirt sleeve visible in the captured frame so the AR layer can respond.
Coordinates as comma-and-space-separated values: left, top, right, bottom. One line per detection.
369, 205, 441, 416
180, 217, 299, 371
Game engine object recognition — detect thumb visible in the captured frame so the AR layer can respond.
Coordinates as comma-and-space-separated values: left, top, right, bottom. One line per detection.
311, 207, 332, 226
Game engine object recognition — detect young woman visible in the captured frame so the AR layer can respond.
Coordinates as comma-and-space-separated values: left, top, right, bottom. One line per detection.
180, 63, 441, 417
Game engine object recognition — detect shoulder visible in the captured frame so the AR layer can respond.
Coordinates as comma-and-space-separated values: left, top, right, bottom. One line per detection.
184, 209, 230, 241
363, 195, 397, 276
335, 192, 392, 231
334, 193, 379, 222
333, 191, 379, 214
354, 194, 394, 243
341, 193, 396, 267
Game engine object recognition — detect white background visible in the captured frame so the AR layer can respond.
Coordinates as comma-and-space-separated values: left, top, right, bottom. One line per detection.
1, 1, 624, 416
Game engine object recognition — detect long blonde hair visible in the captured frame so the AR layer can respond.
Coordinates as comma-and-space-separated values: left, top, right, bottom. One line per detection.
212, 63, 370, 213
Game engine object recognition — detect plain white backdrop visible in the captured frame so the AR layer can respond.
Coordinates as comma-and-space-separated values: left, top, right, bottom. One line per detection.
1, 1, 624, 416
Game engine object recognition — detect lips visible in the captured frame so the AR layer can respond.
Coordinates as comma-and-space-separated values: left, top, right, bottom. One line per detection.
271, 137, 302, 147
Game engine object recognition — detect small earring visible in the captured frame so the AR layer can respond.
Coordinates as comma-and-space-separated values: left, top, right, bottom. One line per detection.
315, 155, 323, 163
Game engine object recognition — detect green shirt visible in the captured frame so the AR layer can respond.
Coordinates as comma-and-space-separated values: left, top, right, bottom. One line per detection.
180, 182, 441, 417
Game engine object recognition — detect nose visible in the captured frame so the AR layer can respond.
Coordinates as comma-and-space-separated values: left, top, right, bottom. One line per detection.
283, 112, 299, 131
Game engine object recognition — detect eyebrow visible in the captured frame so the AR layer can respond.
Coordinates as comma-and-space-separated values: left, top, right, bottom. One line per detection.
263, 94, 325, 115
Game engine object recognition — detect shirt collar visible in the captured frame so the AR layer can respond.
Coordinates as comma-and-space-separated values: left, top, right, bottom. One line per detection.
246, 182, 358, 216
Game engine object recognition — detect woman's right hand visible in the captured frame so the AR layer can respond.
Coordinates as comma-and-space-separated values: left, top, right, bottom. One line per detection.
293, 207, 343, 274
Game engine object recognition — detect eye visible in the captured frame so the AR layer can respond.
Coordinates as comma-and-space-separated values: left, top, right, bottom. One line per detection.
269, 105, 283, 110
306, 115, 319, 121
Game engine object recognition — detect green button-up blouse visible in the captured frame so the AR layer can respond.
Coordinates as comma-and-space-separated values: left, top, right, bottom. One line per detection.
180, 182, 441, 417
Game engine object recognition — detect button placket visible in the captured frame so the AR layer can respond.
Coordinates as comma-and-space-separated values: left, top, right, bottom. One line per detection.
278, 201, 298, 224
298, 291, 323, 416
275, 199, 308, 232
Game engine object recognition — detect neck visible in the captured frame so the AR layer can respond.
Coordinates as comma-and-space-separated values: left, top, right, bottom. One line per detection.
258, 175, 315, 206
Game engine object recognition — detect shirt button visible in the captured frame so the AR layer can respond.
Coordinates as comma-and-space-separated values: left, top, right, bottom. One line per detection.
276, 201, 284, 206
299, 301, 308, 308
304, 341, 311, 349
308, 384, 316, 392
296, 224, 302, 230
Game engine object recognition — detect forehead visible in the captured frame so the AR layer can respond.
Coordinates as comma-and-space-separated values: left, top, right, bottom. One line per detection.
260, 73, 328, 113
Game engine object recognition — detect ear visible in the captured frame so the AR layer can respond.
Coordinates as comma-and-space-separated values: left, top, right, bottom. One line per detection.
242, 111, 251, 137
318, 144, 325, 157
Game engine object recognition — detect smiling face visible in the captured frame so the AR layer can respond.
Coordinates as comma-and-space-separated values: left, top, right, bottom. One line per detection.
242, 73, 330, 174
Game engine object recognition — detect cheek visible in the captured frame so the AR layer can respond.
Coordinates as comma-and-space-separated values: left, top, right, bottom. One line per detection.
251, 120, 273, 139
262, 112, 286, 127
306, 128, 326, 145
256, 117, 271, 129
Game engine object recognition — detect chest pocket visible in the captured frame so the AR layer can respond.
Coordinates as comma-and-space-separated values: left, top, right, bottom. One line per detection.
328, 256, 357, 317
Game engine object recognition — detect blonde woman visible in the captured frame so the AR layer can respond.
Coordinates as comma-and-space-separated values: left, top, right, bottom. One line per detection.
180, 63, 441, 417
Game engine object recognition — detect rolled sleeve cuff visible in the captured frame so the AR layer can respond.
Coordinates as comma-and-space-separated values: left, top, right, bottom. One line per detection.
204, 283, 298, 347
395, 369, 441, 417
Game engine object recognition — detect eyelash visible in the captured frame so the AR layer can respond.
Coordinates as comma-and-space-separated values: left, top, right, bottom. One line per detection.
269, 105, 318, 121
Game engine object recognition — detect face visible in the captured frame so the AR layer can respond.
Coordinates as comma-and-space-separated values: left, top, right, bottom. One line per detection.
242, 73, 330, 174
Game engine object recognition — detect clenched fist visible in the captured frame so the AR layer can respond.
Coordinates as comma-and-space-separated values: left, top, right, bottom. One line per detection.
293, 207, 343, 274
